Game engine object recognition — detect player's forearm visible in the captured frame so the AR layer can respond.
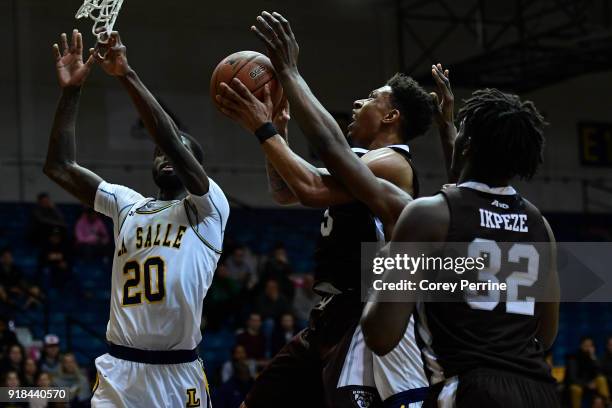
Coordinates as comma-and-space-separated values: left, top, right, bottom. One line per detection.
265, 158, 298, 205
277, 71, 352, 165
45, 86, 80, 172
44, 87, 101, 206
118, 70, 181, 151
438, 123, 458, 182
261, 136, 329, 207
361, 300, 412, 356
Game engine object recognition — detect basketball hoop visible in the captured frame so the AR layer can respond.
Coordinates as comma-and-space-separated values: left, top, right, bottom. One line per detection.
75, 0, 125, 43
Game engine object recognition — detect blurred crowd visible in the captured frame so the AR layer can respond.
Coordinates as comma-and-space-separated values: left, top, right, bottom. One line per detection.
561, 336, 612, 408
204, 240, 321, 407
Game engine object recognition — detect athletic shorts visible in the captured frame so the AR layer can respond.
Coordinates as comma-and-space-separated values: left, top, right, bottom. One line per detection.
424, 368, 559, 408
244, 294, 382, 408
91, 353, 210, 408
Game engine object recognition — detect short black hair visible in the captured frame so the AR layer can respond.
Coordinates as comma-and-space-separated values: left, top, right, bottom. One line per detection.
457, 88, 546, 181
386, 73, 434, 141
179, 131, 205, 164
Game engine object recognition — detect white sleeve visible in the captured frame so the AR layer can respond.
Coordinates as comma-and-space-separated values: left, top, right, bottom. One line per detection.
94, 181, 145, 231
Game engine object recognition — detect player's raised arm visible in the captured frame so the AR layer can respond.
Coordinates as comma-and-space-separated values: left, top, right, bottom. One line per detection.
95, 32, 209, 196
430, 63, 458, 182
250, 12, 410, 226
264, 98, 299, 205
44, 30, 103, 207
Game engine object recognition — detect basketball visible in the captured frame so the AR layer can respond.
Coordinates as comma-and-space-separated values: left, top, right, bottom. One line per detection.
210, 51, 283, 112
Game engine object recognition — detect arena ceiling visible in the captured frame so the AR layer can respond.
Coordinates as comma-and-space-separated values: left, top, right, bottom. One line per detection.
397, 0, 612, 91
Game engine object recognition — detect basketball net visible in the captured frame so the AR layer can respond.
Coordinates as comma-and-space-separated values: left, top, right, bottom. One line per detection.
75, 0, 125, 43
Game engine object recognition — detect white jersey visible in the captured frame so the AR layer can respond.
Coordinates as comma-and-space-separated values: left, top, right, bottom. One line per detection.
94, 178, 229, 350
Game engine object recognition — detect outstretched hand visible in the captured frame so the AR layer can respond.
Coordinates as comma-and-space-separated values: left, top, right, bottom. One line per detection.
94, 32, 131, 77
53, 29, 95, 88
251, 11, 299, 77
430, 63, 454, 128
216, 79, 274, 133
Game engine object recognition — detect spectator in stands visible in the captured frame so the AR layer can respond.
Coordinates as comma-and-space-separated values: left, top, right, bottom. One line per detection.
0, 344, 24, 380
212, 362, 255, 408
22, 357, 38, 387
74, 207, 110, 259
224, 245, 257, 290
39, 334, 61, 375
235, 313, 266, 362
3, 370, 20, 388
28, 192, 67, 247
0, 316, 18, 359
603, 336, 612, 395
258, 243, 295, 301
292, 273, 320, 327
52, 352, 90, 404
220, 344, 257, 384
204, 264, 241, 330
37, 228, 72, 289
30, 372, 53, 408
270, 313, 298, 356
0, 248, 43, 309
1, 370, 28, 408
254, 279, 292, 323
566, 336, 610, 408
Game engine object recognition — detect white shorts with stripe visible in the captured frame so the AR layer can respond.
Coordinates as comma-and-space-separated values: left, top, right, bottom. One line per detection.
91, 353, 209, 408
373, 316, 429, 407
337, 325, 377, 388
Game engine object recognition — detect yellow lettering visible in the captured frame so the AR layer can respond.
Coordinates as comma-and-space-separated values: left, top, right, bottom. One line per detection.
144, 225, 152, 247
136, 227, 143, 249
162, 224, 173, 247
173, 226, 187, 249
153, 224, 161, 246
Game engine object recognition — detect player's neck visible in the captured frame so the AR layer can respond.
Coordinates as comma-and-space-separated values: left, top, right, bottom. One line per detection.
458, 166, 510, 188
366, 130, 403, 150
157, 187, 188, 201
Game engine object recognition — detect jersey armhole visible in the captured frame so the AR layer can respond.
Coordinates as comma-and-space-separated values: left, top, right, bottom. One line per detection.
183, 200, 223, 255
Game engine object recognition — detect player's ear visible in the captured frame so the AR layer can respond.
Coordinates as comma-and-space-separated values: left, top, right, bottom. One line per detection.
382, 108, 400, 124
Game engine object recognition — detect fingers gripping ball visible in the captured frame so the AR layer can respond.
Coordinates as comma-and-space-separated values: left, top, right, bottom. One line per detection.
210, 51, 283, 112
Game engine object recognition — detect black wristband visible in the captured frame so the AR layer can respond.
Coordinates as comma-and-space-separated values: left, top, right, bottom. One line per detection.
254, 122, 278, 144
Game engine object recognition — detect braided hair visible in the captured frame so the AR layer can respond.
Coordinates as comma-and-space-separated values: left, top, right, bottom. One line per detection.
457, 88, 547, 180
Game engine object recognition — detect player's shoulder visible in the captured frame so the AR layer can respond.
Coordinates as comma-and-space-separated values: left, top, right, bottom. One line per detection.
361, 147, 413, 178
361, 146, 409, 162
394, 194, 449, 241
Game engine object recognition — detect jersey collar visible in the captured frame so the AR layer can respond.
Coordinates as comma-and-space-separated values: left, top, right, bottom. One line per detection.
457, 181, 517, 196
351, 144, 410, 155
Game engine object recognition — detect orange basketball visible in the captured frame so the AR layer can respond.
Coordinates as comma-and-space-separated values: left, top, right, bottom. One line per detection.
210, 51, 283, 112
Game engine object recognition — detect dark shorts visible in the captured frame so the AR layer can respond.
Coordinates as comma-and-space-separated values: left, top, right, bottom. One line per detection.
244, 294, 383, 408
424, 369, 559, 408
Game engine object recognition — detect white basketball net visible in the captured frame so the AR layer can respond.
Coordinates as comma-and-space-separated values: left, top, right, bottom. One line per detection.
75, 0, 125, 43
